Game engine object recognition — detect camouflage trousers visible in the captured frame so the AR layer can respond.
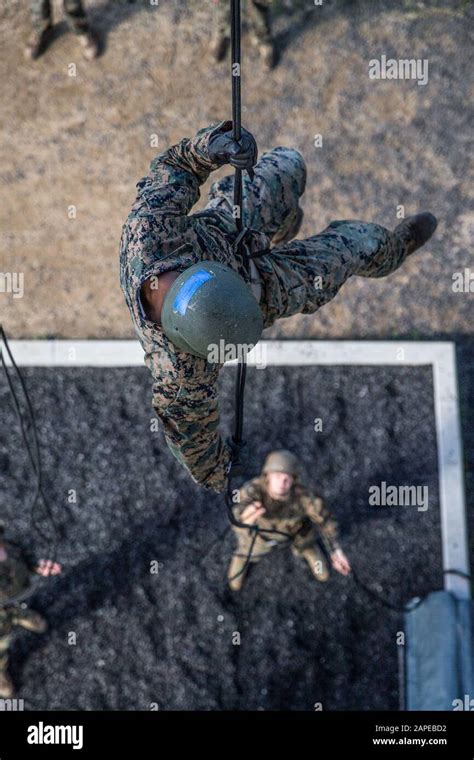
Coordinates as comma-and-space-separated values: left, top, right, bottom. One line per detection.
205, 146, 413, 327
212, 0, 272, 44
30, 0, 89, 35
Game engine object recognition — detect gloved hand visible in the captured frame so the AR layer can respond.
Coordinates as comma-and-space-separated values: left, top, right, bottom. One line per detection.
208, 126, 257, 177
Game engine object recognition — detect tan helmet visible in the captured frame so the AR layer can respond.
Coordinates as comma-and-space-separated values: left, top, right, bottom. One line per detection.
262, 450, 299, 477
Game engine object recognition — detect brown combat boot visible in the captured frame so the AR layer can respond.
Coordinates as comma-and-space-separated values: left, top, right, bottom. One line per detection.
394, 212, 438, 256
227, 555, 248, 592
293, 546, 329, 582
272, 206, 304, 246
0, 657, 14, 699
24, 27, 52, 61
12, 608, 48, 634
210, 31, 230, 62
78, 30, 99, 61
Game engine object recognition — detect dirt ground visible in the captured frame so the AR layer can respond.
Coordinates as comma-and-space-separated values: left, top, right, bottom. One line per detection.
0, 0, 472, 341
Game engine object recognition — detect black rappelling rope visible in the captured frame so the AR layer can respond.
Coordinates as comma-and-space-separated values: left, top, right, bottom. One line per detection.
224, 0, 294, 585
0, 325, 60, 608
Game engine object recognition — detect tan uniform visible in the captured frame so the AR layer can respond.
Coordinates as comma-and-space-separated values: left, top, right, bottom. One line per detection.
231, 475, 340, 565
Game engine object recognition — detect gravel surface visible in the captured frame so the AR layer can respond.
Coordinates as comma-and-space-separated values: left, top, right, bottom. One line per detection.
0, 364, 444, 710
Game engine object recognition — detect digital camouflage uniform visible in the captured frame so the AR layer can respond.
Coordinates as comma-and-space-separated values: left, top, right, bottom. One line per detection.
0, 541, 46, 690
30, 0, 90, 35
230, 475, 340, 569
120, 120, 415, 494
213, 0, 272, 45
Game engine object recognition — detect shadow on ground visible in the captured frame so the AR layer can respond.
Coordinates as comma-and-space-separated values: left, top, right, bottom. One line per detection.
1, 363, 444, 710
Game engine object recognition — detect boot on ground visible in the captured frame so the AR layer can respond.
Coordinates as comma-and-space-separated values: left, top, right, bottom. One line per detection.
78, 30, 99, 61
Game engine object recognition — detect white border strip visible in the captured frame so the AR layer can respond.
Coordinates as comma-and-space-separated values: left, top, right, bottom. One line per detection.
4, 339, 470, 599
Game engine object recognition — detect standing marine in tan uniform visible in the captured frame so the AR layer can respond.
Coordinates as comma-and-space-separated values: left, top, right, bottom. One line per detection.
228, 450, 351, 591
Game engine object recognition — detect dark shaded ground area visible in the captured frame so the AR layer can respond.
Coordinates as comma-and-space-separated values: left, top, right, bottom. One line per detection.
0, 364, 444, 710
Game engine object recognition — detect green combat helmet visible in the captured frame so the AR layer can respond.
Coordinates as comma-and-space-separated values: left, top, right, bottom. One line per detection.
161, 261, 263, 361
262, 449, 299, 477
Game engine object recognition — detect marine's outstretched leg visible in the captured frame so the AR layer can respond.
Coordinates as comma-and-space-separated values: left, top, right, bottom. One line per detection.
257, 212, 437, 326
227, 530, 275, 591
292, 544, 330, 582
292, 526, 330, 582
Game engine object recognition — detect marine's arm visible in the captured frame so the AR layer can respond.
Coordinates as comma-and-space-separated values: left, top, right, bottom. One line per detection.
300, 492, 340, 552
135, 118, 255, 222
232, 479, 265, 524
136, 120, 231, 216
301, 492, 351, 575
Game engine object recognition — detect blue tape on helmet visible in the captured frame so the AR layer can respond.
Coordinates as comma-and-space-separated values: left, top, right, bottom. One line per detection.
173, 269, 214, 316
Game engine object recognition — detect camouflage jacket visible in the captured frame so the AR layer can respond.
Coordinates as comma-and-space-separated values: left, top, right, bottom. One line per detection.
234, 476, 341, 555
120, 121, 274, 493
